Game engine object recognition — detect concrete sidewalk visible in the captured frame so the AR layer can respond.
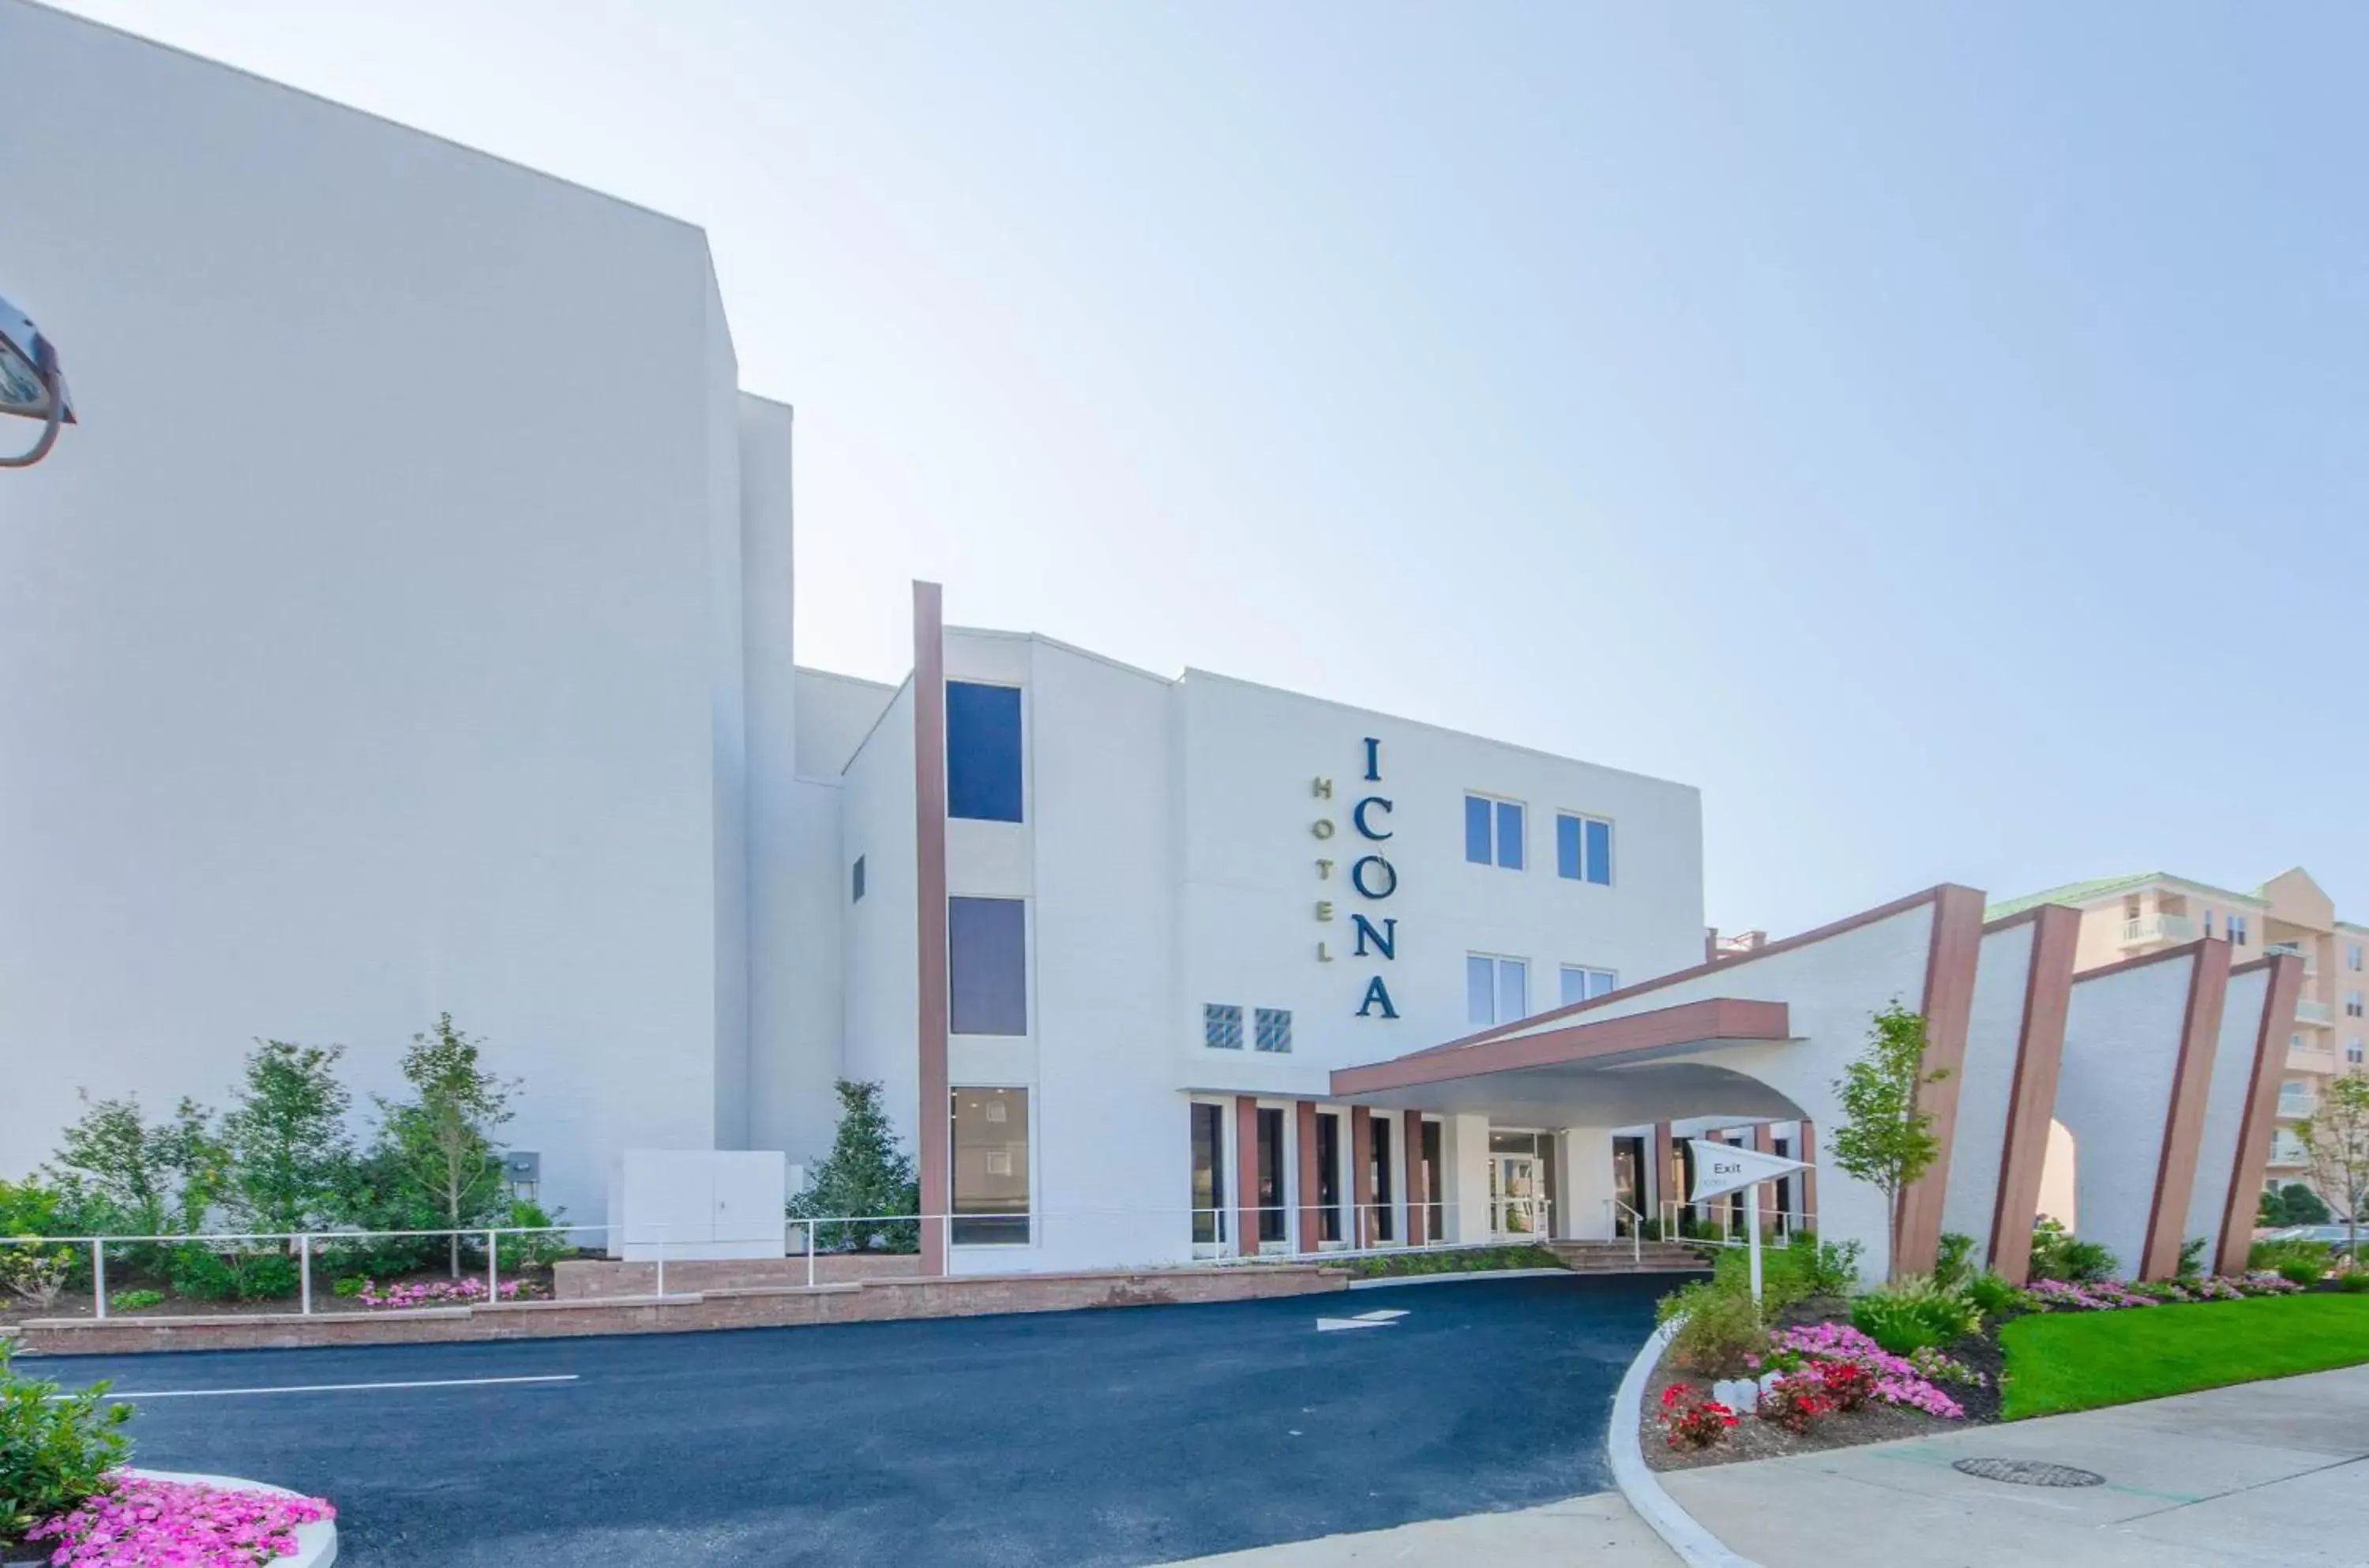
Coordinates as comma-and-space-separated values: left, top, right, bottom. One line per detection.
1663, 1364, 2369, 1567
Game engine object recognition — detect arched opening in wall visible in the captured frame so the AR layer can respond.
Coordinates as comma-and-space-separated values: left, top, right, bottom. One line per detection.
2035, 1118, 2077, 1234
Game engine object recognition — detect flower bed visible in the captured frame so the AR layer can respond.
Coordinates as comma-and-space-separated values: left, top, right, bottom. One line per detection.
352, 1277, 527, 1309
24, 1472, 332, 1567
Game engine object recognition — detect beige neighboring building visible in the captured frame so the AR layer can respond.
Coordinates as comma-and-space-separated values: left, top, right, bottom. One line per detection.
1989, 868, 2367, 1211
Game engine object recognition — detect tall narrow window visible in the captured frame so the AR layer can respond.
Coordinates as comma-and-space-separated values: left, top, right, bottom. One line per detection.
945, 681, 1023, 822
1464, 794, 1523, 868
1191, 1102, 1227, 1245
948, 897, 1027, 1035
1420, 1120, 1444, 1243
1555, 812, 1612, 884
850, 855, 866, 903
1467, 955, 1528, 1026
1316, 1112, 1342, 1244
1256, 1108, 1286, 1244
950, 1088, 1029, 1244
2229, 915, 2249, 947
1370, 1116, 1395, 1242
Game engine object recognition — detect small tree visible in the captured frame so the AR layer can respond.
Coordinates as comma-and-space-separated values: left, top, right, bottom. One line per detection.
789, 1080, 918, 1253
374, 1015, 517, 1277
43, 1093, 226, 1239
1827, 1001, 1949, 1277
220, 1041, 355, 1243
2298, 1071, 2369, 1265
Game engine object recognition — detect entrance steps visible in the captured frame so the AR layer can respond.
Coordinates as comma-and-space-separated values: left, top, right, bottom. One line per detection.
1546, 1239, 1714, 1275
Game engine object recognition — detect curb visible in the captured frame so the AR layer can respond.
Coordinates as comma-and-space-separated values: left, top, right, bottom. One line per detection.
1346, 1267, 1573, 1289
1605, 1319, 1761, 1568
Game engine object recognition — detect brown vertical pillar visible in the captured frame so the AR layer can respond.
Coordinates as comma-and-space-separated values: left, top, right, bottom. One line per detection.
1402, 1109, 1427, 1244
1894, 886, 1988, 1277
2219, 953, 2307, 1276
2143, 940, 2233, 1279
1235, 1097, 1262, 1257
1350, 1107, 1375, 1247
1295, 1101, 1321, 1255
912, 581, 950, 1277
1751, 1124, 1774, 1153
1989, 906, 2079, 1283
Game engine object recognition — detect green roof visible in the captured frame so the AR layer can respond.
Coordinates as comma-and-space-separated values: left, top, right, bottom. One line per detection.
1985, 872, 2267, 922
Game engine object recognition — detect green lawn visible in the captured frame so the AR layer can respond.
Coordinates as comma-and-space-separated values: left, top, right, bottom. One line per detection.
2001, 1295, 2369, 1419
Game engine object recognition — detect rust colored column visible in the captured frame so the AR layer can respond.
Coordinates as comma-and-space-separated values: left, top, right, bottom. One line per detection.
1350, 1107, 1375, 1248
1751, 1124, 1775, 1153
912, 581, 950, 1277
1235, 1097, 1262, 1257
1989, 906, 2080, 1283
1295, 1101, 1321, 1255
2142, 940, 2233, 1279
1402, 1109, 1428, 1244
1893, 886, 1988, 1276
2219, 952, 2307, 1275
1800, 1121, 1820, 1229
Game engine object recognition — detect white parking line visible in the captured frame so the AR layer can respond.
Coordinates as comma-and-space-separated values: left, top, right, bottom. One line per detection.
73, 1374, 580, 1400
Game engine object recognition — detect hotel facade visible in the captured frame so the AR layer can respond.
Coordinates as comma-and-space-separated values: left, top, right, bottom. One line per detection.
3, 2, 2318, 1286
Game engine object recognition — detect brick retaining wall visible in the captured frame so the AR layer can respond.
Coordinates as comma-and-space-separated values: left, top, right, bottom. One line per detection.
16, 1266, 1346, 1355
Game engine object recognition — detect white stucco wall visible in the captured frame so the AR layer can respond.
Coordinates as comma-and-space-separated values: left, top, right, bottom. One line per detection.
839, 681, 920, 1154
1940, 921, 2039, 1262
2184, 964, 2270, 1262
0, 2, 760, 1225
794, 668, 896, 778
2057, 955, 2197, 1278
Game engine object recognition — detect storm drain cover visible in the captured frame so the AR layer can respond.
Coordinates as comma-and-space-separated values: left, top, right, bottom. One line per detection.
1951, 1457, 2105, 1488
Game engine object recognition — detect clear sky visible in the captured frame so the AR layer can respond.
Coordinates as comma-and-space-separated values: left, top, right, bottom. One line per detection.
51, 1, 2368, 937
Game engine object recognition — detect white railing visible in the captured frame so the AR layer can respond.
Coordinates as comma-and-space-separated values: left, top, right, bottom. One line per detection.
2123, 913, 2196, 947
2269, 1135, 2311, 1167
0, 1200, 1580, 1322
2278, 1093, 2317, 1120
1654, 1198, 1814, 1249
1605, 1198, 1647, 1264
2297, 998, 2335, 1026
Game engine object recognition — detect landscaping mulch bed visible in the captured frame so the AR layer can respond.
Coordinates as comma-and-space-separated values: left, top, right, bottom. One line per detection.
1642, 1296, 2003, 1472
0, 1265, 556, 1330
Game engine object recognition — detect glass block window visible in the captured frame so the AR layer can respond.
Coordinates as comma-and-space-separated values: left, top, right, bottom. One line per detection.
1254, 1007, 1292, 1053
1203, 1003, 1244, 1049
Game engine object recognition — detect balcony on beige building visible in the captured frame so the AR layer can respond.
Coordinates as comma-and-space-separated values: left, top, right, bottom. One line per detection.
2270, 1132, 2311, 1167
2289, 1040, 2340, 1075
2266, 941, 2319, 975
2296, 997, 2335, 1026
2120, 913, 2195, 947
2278, 1088, 2317, 1120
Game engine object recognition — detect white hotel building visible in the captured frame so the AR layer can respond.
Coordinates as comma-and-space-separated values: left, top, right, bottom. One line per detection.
6, 2, 2309, 1287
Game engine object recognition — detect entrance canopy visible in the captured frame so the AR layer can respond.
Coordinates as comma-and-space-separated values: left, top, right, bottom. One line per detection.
1330, 997, 1800, 1127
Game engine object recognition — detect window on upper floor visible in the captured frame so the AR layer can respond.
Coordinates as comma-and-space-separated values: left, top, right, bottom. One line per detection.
1466, 954, 1527, 1026
850, 855, 866, 903
2349, 1038, 2366, 1066
1560, 966, 1617, 1007
2350, 943, 2365, 973
2349, 991, 2366, 1019
2202, 909, 2216, 939
2228, 915, 2249, 947
946, 681, 1023, 823
1464, 794, 1524, 869
1203, 1003, 1244, 1050
948, 896, 1027, 1035
1254, 1007, 1292, 1053
1555, 812, 1613, 886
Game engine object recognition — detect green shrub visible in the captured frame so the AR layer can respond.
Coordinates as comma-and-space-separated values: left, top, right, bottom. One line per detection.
107, 1289, 164, 1312
499, 1199, 573, 1269
2028, 1220, 2117, 1283
2279, 1259, 2326, 1286
166, 1245, 299, 1302
2251, 1238, 2333, 1276
1803, 1236, 1864, 1297
1849, 1273, 1980, 1354
2176, 1236, 2207, 1279
0, 1349, 133, 1547
1658, 1278, 1765, 1378
0, 1178, 66, 1240
1345, 1244, 1558, 1279
1932, 1232, 1977, 1292
2335, 1270, 2369, 1294
1965, 1270, 2024, 1318
331, 1275, 368, 1298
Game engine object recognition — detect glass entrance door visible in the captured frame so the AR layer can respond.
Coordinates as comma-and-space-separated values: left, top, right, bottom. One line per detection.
1490, 1154, 1541, 1236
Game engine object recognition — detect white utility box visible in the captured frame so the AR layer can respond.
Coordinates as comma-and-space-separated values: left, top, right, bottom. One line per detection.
606, 1150, 787, 1262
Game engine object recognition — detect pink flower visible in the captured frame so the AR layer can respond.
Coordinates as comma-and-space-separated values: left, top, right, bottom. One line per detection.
28, 1475, 332, 1567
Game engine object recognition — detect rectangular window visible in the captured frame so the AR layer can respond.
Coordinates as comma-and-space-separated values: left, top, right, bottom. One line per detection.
1256, 1108, 1286, 1244
1190, 1102, 1227, 1245
1556, 812, 1612, 884
2229, 915, 2249, 947
1464, 793, 1523, 868
1316, 1112, 1342, 1244
2350, 943, 2364, 972
945, 681, 1023, 823
1467, 955, 1528, 1026
1560, 966, 1618, 1007
2350, 991, 2366, 1019
1370, 1116, 1395, 1242
2203, 910, 2216, 939
2349, 1038, 2364, 1066
948, 897, 1027, 1035
950, 1088, 1028, 1244
1203, 1003, 1243, 1049
1254, 1007, 1292, 1053
850, 855, 866, 903
1420, 1119, 1444, 1243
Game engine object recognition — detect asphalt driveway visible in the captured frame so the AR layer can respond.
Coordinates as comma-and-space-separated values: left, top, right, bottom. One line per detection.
36, 1273, 1666, 1566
